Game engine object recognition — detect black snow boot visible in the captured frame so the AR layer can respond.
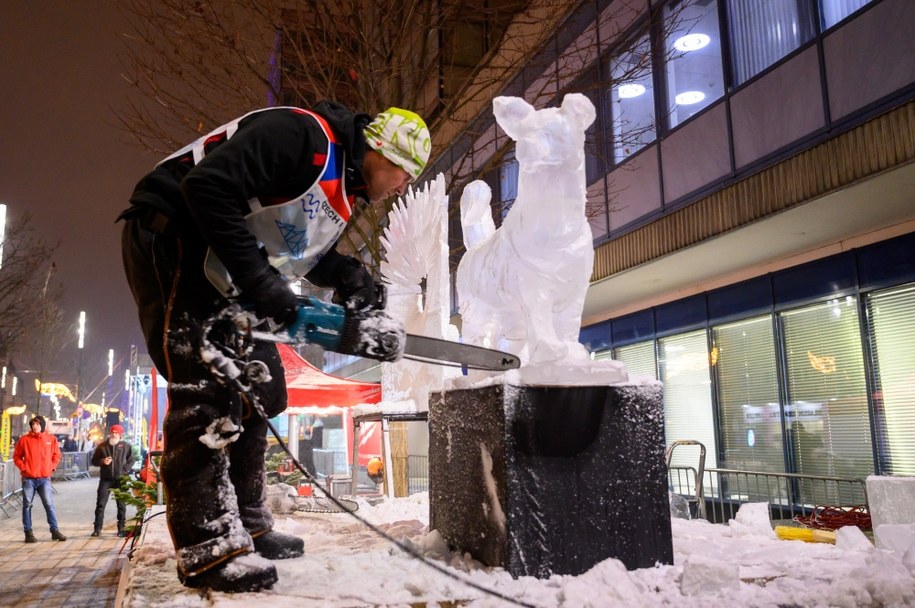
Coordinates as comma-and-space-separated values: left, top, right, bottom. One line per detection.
24, 531, 37, 543
51, 529, 67, 541
179, 553, 277, 593
252, 529, 305, 560
91, 528, 101, 537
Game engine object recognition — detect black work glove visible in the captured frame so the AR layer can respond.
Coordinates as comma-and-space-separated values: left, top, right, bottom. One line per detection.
331, 257, 377, 310
237, 267, 298, 328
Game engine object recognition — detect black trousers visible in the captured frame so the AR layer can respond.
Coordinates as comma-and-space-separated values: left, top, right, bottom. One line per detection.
94, 479, 127, 531
121, 218, 287, 576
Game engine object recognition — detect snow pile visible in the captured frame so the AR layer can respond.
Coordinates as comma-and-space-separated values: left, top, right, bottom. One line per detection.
120, 493, 915, 608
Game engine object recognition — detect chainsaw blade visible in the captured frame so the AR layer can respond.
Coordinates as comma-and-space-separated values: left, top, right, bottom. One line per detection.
403, 334, 520, 371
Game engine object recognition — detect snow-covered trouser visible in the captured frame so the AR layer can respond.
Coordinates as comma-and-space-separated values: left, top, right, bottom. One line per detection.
120, 216, 287, 577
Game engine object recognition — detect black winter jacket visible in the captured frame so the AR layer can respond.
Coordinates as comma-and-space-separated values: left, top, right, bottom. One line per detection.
120, 101, 372, 291
92, 440, 136, 481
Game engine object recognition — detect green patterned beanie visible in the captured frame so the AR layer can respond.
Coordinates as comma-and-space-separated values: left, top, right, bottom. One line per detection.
364, 108, 431, 180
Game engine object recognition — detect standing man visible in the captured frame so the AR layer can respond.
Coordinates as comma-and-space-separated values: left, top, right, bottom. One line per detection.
91, 424, 136, 537
119, 101, 430, 592
13, 415, 67, 543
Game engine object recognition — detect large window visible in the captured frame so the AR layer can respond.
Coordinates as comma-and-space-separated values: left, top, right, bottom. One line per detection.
664, 0, 725, 128
866, 284, 915, 476
498, 149, 519, 218
613, 340, 657, 380
712, 316, 784, 473
819, 0, 875, 30
609, 34, 656, 163
658, 330, 717, 469
727, 0, 816, 85
780, 298, 873, 504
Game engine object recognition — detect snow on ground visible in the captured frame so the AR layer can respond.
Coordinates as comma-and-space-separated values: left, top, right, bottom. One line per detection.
121, 492, 915, 608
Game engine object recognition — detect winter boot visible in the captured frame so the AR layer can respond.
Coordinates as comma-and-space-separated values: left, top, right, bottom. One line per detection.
252, 529, 305, 560
179, 553, 277, 593
91, 529, 101, 537
118, 528, 129, 538
24, 531, 37, 543
50, 529, 67, 541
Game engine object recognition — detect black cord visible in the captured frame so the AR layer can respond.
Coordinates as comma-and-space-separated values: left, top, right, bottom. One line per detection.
204, 307, 539, 608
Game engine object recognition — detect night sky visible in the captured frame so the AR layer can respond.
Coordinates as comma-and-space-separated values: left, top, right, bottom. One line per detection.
1, 2, 157, 397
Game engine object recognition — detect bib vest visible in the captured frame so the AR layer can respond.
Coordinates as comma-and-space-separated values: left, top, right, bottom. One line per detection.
159, 107, 354, 296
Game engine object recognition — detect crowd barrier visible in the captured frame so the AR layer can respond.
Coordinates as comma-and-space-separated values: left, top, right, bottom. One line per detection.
51, 451, 93, 481
0, 460, 22, 518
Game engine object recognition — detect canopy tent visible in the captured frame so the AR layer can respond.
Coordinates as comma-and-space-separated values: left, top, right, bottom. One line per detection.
278, 344, 381, 411
277, 344, 383, 471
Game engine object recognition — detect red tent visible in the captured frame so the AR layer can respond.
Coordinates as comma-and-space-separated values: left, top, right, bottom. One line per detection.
277, 344, 383, 469
277, 344, 381, 410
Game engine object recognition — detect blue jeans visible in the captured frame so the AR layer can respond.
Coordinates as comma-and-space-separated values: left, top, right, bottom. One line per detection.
22, 477, 59, 532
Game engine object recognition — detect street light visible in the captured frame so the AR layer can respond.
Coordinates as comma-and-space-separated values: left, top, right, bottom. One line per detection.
0, 203, 7, 269
76, 311, 85, 403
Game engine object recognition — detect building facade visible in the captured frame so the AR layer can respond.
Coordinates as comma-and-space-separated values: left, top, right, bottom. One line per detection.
430, 0, 915, 482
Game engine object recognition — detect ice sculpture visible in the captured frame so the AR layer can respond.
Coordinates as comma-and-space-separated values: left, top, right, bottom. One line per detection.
457, 94, 626, 384
380, 174, 459, 410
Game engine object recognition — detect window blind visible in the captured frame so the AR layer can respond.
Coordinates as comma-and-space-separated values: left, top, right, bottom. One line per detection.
612, 341, 657, 380
780, 298, 873, 504
866, 284, 915, 475
712, 315, 784, 474
658, 330, 718, 469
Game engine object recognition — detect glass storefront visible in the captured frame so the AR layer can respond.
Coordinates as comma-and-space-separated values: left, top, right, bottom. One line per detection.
592, 232, 915, 480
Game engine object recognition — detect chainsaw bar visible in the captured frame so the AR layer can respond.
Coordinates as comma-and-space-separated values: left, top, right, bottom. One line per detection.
402, 334, 520, 371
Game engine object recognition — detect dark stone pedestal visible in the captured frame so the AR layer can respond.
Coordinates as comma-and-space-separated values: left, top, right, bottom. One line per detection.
429, 383, 672, 578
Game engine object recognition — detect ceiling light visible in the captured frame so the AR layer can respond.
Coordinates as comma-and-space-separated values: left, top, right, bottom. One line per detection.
674, 33, 710, 52
617, 83, 646, 99
675, 90, 705, 105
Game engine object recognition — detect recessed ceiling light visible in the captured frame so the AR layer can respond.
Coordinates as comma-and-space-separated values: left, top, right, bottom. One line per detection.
617, 83, 646, 99
674, 33, 711, 52
675, 90, 706, 105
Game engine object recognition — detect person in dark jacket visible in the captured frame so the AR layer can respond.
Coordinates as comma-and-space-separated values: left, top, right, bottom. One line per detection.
118, 102, 430, 592
13, 415, 67, 543
90, 424, 136, 537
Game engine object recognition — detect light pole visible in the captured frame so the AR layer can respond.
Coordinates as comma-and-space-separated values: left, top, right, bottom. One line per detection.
77, 311, 85, 406
0, 202, 7, 269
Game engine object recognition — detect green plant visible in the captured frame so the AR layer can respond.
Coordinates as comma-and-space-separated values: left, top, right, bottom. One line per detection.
110, 474, 161, 537
265, 452, 304, 486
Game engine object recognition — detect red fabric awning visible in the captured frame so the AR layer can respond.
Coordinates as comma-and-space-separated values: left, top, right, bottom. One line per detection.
278, 344, 381, 409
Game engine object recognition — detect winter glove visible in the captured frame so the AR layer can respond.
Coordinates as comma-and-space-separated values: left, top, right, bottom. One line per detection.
331, 257, 377, 310
237, 267, 298, 328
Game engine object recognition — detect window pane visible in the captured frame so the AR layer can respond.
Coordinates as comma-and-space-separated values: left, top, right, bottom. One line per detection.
780, 298, 872, 505
866, 284, 915, 475
727, 0, 816, 85
609, 34, 656, 163
713, 316, 784, 478
664, 0, 725, 128
613, 341, 657, 380
499, 149, 518, 217
658, 330, 717, 469
820, 0, 874, 30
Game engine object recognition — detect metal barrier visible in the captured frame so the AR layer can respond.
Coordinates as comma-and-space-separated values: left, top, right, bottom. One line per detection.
51, 451, 92, 481
407, 455, 429, 494
0, 460, 22, 518
670, 466, 869, 523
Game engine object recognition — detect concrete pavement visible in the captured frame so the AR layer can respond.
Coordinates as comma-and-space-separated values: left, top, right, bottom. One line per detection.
0, 476, 136, 607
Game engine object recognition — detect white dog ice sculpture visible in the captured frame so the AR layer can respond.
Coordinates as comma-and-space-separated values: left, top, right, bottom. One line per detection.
457, 93, 597, 367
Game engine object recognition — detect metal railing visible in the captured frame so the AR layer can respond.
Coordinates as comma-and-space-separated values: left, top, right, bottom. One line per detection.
407, 455, 429, 494
51, 451, 92, 481
670, 466, 869, 523
0, 460, 22, 518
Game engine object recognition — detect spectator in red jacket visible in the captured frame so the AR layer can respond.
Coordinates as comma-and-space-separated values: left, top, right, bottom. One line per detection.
13, 416, 67, 543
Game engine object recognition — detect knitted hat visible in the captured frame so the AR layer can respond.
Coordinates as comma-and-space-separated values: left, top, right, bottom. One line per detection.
29, 415, 46, 432
110, 424, 124, 435
363, 108, 431, 180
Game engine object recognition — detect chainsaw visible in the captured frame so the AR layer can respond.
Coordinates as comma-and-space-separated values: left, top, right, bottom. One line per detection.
250, 291, 520, 372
